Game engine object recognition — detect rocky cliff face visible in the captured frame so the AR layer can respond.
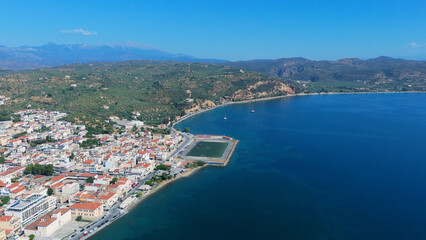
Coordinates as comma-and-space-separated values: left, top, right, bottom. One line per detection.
183, 81, 295, 112
185, 100, 217, 113
230, 81, 295, 101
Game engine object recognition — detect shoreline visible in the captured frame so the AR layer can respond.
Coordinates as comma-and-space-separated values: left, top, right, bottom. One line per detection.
86, 165, 206, 240
126, 165, 206, 211
173, 90, 424, 127
86, 90, 423, 239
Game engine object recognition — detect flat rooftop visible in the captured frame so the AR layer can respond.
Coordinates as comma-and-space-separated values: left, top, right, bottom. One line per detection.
8, 194, 46, 210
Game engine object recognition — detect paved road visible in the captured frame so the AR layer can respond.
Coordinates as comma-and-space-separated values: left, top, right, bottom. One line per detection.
69, 172, 154, 240
168, 131, 193, 159
70, 131, 192, 240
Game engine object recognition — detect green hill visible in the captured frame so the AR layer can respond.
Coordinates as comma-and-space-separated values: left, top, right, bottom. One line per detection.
0, 61, 299, 127
224, 57, 426, 92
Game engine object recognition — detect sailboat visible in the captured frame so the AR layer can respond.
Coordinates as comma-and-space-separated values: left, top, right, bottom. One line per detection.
224, 114, 227, 120
250, 101, 255, 113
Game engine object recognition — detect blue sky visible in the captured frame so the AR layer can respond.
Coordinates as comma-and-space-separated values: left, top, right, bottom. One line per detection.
0, 0, 425, 60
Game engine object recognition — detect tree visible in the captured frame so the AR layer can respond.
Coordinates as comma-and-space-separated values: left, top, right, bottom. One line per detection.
70, 152, 75, 160
29, 234, 35, 240
47, 188, 54, 196
11, 114, 21, 123
110, 177, 118, 185
76, 216, 82, 221
24, 164, 33, 175
43, 164, 54, 176
36, 125, 50, 133
24, 163, 54, 176
155, 164, 171, 171
183, 127, 190, 132
86, 177, 94, 183
1, 196, 9, 205
46, 135, 54, 143
0, 156, 5, 164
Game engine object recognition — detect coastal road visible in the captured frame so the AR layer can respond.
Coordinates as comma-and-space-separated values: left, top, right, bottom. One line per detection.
70, 172, 155, 240
71, 130, 192, 239
168, 131, 193, 159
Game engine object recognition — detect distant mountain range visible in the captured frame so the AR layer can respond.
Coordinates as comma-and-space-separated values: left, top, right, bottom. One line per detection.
0, 43, 425, 88
224, 57, 426, 83
0, 43, 227, 70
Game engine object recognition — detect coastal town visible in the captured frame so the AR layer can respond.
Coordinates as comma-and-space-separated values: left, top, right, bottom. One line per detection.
0, 108, 212, 240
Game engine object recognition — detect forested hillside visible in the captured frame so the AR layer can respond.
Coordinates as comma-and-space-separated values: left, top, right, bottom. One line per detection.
224, 57, 426, 92
0, 61, 298, 127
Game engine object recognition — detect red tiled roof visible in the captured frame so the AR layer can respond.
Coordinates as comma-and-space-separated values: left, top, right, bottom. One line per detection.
51, 182, 64, 189
0, 167, 23, 176
6, 182, 20, 189
0, 216, 13, 222
142, 163, 151, 168
107, 183, 120, 189
25, 212, 56, 230
99, 192, 116, 200
10, 186, 25, 193
79, 173, 97, 178
70, 202, 102, 210
76, 193, 96, 199
52, 207, 70, 215
49, 174, 67, 183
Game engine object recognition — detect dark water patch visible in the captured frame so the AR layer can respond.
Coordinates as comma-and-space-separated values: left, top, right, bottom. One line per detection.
91, 93, 426, 240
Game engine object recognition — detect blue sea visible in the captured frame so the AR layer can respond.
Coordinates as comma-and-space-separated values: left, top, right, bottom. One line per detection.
91, 93, 426, 240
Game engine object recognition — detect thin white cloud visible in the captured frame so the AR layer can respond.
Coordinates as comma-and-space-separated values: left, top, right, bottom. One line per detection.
60, 29, 97, 36
407, 42, 421, 48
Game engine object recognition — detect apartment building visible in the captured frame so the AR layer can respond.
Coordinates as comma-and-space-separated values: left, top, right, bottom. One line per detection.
5, 194, 56, 225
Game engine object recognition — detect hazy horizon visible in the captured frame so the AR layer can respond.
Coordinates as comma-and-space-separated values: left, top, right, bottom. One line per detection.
1, 0, 425, 61
1, 42, 425, 62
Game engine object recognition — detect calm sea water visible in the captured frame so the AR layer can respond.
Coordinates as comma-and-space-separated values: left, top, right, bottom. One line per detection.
91, 93, 426, 240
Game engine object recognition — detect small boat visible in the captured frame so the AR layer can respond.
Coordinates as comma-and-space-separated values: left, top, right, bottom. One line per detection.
224, 114, 227, 120
250, 109, 255, 113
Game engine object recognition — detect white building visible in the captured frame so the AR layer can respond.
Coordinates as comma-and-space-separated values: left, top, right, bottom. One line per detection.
24, 208, 71, 237
5, 194, 57, 225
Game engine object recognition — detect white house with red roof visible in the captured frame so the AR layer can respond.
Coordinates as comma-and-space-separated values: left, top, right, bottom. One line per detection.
98, 192, 118, 210
24, 208, 71, 237
0, 215, 22, 236
0, 167, 24, 181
